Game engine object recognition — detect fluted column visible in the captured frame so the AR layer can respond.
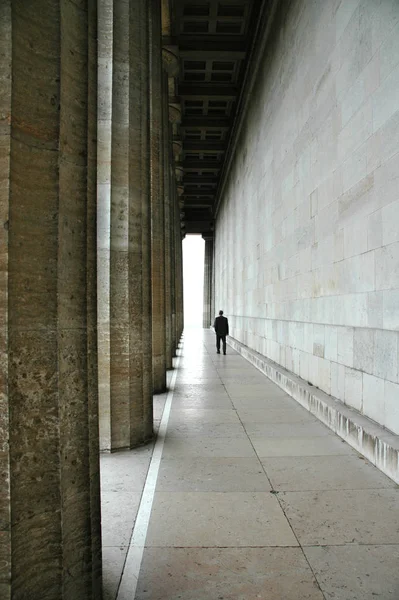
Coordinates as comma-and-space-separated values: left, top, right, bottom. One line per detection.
163, 72, 173, 369
97, 0, 113, 450
175, 205, 184, 340
202, 234, 214, 328
129, 0, 154, 444
150, 0, 167, 392
109, 0, 130, 448
98, 0, 153, 450
211, 233, 216, 330
162, 41, 180, 361
87, 0, 102, 593
179, 231, 184, 337
0, 2, 11, 597
170, 183, 177, 355
173, 193, 181, 344
3, 2, 101, 598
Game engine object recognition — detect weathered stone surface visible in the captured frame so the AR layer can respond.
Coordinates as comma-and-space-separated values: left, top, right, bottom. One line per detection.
150, 0, 167, 393
163, 72, 173, 370
107, 0, 130, 449
97, 0, 113, 452
98, 0, 154, 450
3, 2, 101, 598
129, 0, 154, 445
0, 2, 11, 598
87, 0, 102, 592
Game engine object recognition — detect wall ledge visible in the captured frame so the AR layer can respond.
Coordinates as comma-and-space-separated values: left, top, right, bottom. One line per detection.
228, 336, 399, 484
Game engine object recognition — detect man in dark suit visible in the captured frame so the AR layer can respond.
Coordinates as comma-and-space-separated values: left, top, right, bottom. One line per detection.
213, 310, 229, 355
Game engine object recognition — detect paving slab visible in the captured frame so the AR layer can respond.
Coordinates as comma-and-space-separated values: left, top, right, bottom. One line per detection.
245, 421, 333, 437
303, 545, 399, 600
252, 435, 354, 457
231, 395, 302, 409
279, 488, 399, 545
262, 455, 398, 491
136, 547, 324, 600
161, 435, 257, 458
145, 491, 298, 547
102, 547, 128, 600
239, 407, 319, 424
170, 395, 234, 409
168, 408, 240, 424
156, 457, 271, 492
166, 422, 247, 438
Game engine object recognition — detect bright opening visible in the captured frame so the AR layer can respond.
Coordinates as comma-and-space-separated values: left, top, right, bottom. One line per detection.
183, 235, 204, 329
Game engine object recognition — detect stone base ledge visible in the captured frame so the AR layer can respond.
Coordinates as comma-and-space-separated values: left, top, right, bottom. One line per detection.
228, 336, 399, 484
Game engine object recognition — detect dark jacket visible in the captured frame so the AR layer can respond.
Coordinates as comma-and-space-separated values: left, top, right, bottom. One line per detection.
214, 315, 229, 336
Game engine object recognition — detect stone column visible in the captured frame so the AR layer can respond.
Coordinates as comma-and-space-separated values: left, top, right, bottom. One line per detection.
173, 193, 180, 346
150, 0, 167, 393
87, 0, 103, 593
170, 181, 177, 356
98, 0, 153, 450
174, 197, 184, 342
0, 2, 11, 598
202, 234, 214, 328
109, 0, 131, 449
97, 0, 113, 450
3, 2, 101, 598
163, 46, 180, 361
129, 0, 154, 445
176, 212, 184, 340
179, 231, 185, 337
98, 0, 130, 452
162, 71, 173, 370
211, 233, 216, 330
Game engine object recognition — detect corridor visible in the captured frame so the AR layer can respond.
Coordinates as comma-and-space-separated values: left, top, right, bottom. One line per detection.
102, 329, 399, 600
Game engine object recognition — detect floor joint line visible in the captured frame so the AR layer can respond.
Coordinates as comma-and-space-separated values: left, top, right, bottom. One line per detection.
116, 345, 182, 599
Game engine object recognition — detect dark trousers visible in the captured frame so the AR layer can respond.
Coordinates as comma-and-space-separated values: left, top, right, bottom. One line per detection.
216, 335, 226, 354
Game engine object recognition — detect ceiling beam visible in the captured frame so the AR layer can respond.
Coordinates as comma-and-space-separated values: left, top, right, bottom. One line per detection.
179, 43, 247, 57
184, 192, 215, 198
183, 141, 226, 151
185, 224, 214, 235
183, 176, 219, 184
182, 161, 222, 170
184, 203, 214, 210
181, 119, 230, 129
179, 85, 238, 98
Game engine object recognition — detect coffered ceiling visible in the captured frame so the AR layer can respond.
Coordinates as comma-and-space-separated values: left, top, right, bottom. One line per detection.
169, 0, 262, 235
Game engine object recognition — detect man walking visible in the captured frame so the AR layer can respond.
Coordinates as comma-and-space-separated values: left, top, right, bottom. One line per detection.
213, 310, 229, 355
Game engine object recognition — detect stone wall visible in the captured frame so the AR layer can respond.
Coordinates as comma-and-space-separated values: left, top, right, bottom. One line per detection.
215, 0, 399, 433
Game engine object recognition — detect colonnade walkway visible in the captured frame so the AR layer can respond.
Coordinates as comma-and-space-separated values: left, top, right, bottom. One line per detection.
101, 328, 399, 600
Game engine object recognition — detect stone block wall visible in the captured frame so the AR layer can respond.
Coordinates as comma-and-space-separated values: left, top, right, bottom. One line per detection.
215, 0, 399, 433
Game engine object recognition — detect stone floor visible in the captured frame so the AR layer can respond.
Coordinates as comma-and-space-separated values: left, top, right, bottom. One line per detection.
101, 328, 399, 600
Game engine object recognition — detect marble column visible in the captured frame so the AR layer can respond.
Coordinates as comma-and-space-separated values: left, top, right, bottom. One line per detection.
150, 0, 167, 393
3, 2, 101, 598
202, 234, 214, 328
129, 0, 154, 445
